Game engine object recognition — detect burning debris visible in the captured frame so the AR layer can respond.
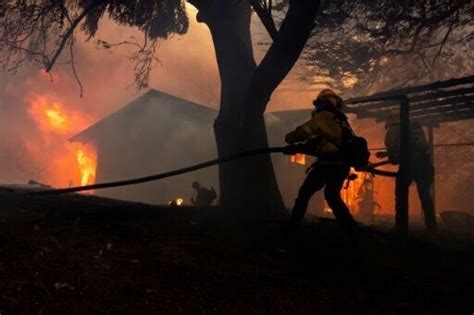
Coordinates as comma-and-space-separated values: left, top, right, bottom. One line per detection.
168, 198, 185, 207
355, 173, 381, 221
341, 170, 365, 214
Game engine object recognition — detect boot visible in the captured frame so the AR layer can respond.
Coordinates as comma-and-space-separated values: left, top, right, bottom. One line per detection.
286, 198, 308, 236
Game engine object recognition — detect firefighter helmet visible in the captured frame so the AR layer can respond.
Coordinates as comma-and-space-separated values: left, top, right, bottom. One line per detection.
313, 89, 344, 109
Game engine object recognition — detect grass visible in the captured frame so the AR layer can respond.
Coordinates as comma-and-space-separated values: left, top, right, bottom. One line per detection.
0, 191, 473, 314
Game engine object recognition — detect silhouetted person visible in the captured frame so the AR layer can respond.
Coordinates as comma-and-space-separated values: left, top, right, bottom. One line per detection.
190, 181, 217, 207
356, 173, 381, 222
285, 89, 358, 238
376, 111, 437, 231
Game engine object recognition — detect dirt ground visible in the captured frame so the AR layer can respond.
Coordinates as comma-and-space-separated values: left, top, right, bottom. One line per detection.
0, 191, 473, 314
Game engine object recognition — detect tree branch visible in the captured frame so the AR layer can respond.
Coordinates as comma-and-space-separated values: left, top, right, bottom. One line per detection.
45, 2, 98, 72
69, 37, 83, 98
249, 0, 278, 41
244, 0, 319, 118
431, 10, 458, 67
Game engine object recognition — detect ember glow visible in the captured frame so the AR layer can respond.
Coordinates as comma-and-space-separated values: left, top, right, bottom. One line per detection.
27, 95, 97, 188
168, 198, 185, 206
289, 154, 307, 165
45, 107, 67, 130
323, 169, 367, 215
341, 169, 365, 214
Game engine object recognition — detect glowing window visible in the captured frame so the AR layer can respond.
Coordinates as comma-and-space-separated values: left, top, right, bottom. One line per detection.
289, 154, 306, 165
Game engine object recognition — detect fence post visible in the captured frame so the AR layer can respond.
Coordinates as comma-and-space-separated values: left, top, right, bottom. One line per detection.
395, 95, 410, 237
427, 126, 436, 215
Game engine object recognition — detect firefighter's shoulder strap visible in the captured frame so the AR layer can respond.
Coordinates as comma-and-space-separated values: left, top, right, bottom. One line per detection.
319, 108, 370, 170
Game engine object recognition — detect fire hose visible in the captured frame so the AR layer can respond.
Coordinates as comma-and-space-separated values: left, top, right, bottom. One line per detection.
30, 146, 396, 196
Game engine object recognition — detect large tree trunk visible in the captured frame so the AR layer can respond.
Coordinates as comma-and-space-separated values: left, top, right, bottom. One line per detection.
195, 0, 319, 218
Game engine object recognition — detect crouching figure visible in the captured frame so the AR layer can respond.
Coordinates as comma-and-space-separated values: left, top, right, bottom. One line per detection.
190, 181, 217, 207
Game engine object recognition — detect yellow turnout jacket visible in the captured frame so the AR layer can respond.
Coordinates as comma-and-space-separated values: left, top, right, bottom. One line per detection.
285, 110, 344, 158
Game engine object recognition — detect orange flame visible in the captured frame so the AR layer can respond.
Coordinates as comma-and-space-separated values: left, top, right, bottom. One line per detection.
27, 95, 96, 188
75, 148, 96, 186
341, 169, 364, 214
322, 169, 366, 216
45, 106, 67, 130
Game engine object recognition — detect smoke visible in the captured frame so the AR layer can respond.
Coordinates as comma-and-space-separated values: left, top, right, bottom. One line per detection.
0, 8, 223, 185
0, 5, 318, 186
2, 6, 471, 221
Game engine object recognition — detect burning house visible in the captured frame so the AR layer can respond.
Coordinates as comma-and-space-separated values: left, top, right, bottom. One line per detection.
52, 76, 474, 222
70, 90, 325, 211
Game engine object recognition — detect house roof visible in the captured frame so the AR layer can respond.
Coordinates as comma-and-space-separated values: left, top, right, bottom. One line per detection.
270, 109, 312, 122
70, 87, 321, 146
70, 89, 217, 144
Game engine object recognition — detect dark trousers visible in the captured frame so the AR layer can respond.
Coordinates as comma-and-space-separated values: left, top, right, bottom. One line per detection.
411, 160, 437, 230
288, 164, 356, 235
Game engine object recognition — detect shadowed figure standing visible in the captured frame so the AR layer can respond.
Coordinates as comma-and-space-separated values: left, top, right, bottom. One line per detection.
376, 111, 437, 231
356, 173, 381, 222
190, 181, 217, 207
285, 89, 358, 238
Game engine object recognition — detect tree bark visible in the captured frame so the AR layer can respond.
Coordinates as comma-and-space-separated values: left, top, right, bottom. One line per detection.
195, 0, 319, 218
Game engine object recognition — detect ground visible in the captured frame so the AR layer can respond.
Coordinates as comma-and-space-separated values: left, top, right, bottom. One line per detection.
0, 190, 473, 314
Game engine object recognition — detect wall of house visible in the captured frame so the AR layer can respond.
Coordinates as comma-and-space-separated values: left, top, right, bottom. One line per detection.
96, 130, 218, 206
91, 101, 324, 214
92, 96, 219, 206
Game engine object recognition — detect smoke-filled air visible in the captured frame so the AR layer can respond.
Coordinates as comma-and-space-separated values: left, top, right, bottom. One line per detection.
0, 1, 473, 313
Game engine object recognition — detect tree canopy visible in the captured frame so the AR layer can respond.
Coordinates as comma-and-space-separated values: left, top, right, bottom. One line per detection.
0, 0, 189, 92
1, 1, 471, 95
296, 0, 473, 94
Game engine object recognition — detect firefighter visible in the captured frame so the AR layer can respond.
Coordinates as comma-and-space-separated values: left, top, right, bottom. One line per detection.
190, 181, 217, 207
375, 111, 437, 231
285, 89, 358, 238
